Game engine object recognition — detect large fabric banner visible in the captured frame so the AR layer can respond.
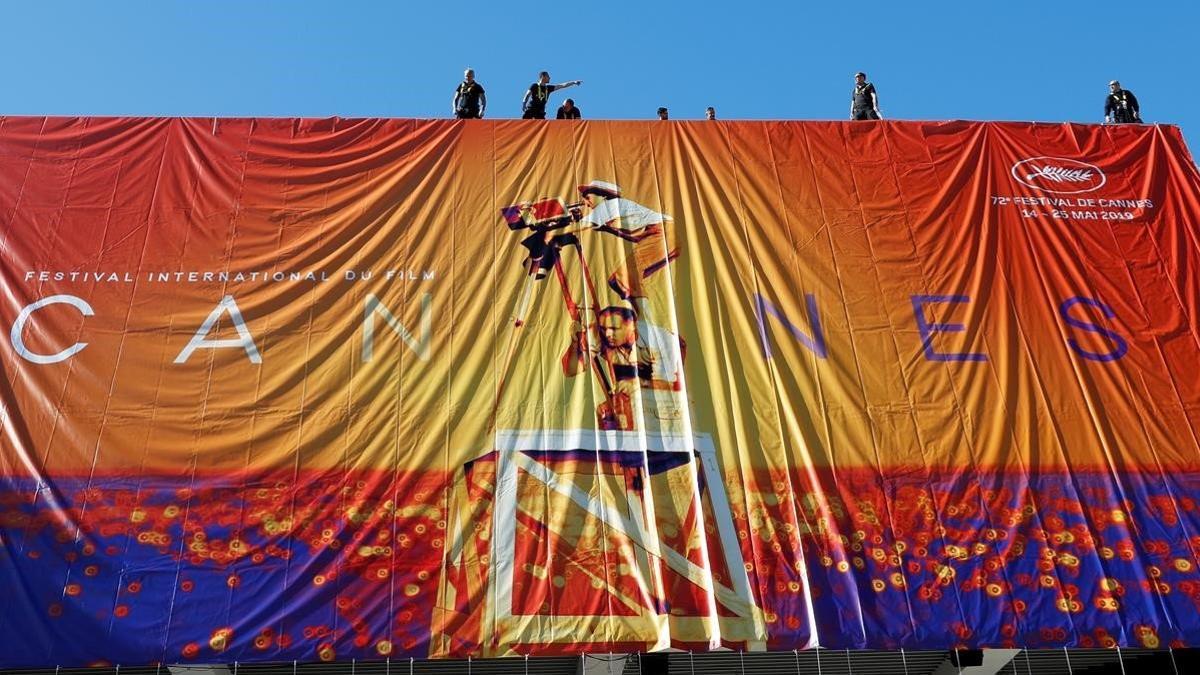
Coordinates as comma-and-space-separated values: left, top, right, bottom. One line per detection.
2, 117, 1199, 667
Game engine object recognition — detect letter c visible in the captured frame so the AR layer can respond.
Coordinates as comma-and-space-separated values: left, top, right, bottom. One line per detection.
10, 295, 94, 364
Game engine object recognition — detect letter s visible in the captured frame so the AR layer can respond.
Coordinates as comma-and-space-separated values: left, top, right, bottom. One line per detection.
1059, 297, 1128, 362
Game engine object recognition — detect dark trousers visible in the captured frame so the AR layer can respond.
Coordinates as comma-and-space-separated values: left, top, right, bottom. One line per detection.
522, 110, 547, 120
455, 109, 482, 119
852, 108, 880, 121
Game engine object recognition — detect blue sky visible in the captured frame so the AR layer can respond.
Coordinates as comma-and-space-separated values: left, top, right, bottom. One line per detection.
1, 1, 1196, 148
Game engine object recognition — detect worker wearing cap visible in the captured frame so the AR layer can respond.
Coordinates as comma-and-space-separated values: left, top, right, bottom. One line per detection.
851, 72, 882, 120
1105, 80, 1141, 124
657, 107, 669, 120
452, 68, 486, 119
522, 72, 582, 120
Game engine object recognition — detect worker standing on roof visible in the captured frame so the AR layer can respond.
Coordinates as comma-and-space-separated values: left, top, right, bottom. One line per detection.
522, 72, 582, 120
453, 68, 486, 119
851, 72, 882, 120
1105, 80, 1141, 124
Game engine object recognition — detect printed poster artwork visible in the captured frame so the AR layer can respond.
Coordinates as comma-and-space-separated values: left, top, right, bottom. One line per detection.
1, 117, 1200, 667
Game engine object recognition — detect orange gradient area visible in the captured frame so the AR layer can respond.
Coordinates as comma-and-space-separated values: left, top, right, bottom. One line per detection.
1, 118, 1196, 479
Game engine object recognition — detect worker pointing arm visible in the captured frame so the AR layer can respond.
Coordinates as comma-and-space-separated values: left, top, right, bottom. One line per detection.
522, 71, 583, 119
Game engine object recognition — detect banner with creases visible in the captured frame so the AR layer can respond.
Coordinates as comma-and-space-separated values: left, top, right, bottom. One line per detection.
2, 117, 1200, 667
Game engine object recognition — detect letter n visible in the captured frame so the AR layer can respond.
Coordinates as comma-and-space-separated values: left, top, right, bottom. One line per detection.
362, 293, 432, 362
754, 293, 827, 359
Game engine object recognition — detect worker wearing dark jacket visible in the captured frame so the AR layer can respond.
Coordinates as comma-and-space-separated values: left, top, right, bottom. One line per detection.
556, 99, 582, 119
522, 72, 582, 119
452, 69, 486, 119
851, 72, 882, 120
1105, 80, 1141, 124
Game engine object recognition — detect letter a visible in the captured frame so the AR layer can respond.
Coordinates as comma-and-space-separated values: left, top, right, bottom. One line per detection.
174, 295, 262, 364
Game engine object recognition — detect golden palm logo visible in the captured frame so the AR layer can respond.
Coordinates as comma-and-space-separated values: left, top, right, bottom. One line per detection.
1012, 157, 1107, 194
